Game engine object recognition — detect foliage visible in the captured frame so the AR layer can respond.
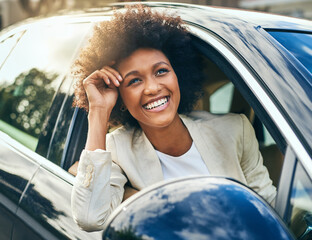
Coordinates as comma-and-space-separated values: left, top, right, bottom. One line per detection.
108, 226, 145, 240
0, 68, 57, 137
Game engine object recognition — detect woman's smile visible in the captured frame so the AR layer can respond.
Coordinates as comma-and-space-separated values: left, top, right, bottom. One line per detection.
143, 96, 169, 111
118, 48, 181, 129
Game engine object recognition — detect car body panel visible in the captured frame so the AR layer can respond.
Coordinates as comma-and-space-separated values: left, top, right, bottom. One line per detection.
0, 131, 102, 239
15, 166, 102, 239
0, 133, 40, 238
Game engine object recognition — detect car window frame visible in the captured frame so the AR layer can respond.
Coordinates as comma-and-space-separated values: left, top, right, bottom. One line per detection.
188, 24, 311, 166
57, 21, 312, 227
275, 146, 297, 220
0, 20, 95, 183
189, 26, 287, 152
0, 24, 80, 157
59, 105, 88, 171
61, 23, 303, 175
0, 17, 110, 179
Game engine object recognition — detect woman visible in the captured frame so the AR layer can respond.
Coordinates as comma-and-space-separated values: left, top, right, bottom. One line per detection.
71, 5, 276, 232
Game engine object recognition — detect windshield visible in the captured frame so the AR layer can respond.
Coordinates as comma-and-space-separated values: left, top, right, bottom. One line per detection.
268, 31, 312, 75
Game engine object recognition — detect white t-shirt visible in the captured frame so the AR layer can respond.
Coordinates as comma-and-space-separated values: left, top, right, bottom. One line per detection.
156, 142, 210, 180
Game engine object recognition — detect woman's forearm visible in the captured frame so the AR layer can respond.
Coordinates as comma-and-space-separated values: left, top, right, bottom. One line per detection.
85, 108, 111, 151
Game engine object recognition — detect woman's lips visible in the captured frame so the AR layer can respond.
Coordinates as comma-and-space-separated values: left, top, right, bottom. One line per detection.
143, 96, 169, 111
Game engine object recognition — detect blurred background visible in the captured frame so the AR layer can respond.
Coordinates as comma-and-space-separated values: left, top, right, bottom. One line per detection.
0, 0, 312, 30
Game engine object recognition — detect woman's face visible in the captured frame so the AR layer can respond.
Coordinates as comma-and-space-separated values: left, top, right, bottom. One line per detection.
117, 48, 180, 130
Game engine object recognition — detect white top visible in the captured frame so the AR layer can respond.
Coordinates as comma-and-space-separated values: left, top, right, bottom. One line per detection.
156, 142, 210, 180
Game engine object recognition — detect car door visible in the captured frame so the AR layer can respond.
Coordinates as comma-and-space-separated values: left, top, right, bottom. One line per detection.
0, 19, 102, 239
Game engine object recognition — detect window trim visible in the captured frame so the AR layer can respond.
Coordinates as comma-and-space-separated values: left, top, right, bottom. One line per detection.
275, 146, 297, 221
60, 107, 88, 171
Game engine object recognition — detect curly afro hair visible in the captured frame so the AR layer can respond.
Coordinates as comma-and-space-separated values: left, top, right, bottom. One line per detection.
73, 4, 204, 128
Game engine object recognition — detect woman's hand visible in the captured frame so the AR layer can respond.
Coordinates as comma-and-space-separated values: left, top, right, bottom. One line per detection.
83, 65, 123, 151
83, 65, 123, 112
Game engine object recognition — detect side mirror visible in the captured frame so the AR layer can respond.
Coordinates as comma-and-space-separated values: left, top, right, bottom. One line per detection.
103, 177, 294, 240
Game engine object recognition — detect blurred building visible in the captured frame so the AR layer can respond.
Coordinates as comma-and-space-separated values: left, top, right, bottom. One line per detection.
0, 0, 240, 30
0, 0, 121, 29
1, 0, 312, 30
240, 0, 312, 19
150, 0, 239, 7
0, 0, 27, 29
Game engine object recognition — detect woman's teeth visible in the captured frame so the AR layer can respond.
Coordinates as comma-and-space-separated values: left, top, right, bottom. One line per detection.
144, 97, 168, 110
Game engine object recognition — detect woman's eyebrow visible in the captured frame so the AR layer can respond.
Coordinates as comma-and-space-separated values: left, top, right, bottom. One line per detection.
124, 70, 139, 79
123, 61, 169, 79
153, 61, 170, 69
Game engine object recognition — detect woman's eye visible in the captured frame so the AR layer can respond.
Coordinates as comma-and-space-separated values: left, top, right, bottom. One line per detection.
128, 78, 140, 86
156, 68, 169, 76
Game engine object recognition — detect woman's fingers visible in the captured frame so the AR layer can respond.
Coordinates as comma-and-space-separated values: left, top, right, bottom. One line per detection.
100, 66, 123, 86
100, 69, 120, 87
95, 70, 111, 86
83, 65, 122, 95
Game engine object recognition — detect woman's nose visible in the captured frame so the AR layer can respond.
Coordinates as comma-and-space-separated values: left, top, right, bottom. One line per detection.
143, 78, 160, 95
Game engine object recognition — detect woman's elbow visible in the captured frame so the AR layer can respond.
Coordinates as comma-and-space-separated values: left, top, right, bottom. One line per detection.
72, 206, 110, 232
71, 187, 110, 232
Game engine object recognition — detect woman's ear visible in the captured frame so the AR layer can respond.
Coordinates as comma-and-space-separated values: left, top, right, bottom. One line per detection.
120, 103, 127, 112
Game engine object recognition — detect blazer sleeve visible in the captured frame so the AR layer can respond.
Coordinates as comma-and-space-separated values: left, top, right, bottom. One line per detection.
239, 114, 277, 205
71, 134, 128, 232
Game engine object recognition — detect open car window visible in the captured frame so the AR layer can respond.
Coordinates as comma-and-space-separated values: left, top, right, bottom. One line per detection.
190, 32, 286, 189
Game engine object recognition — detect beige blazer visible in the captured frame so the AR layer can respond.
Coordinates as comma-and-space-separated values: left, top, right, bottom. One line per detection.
71, 111, 276, 232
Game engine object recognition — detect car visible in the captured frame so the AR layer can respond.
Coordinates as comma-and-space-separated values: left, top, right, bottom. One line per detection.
0, 2, 311, 239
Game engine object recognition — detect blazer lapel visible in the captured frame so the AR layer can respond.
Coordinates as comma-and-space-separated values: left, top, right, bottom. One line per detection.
181, 115, 229, 177
130, 113, 233, 189
132, 129, 164, 187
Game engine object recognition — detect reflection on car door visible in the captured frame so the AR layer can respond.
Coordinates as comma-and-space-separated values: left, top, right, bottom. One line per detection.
13, 164, 102, 239
0, 139, 40, 239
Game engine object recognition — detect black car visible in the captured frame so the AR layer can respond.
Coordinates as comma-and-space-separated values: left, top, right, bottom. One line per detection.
0, 2, 311, 239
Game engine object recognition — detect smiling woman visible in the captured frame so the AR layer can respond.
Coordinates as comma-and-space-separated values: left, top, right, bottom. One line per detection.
72, 5, 203, 128
71, 4, 276, 232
